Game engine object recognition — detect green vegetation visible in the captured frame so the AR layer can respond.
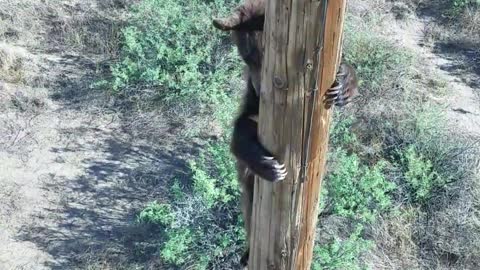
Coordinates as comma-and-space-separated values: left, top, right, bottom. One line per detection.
312, 6, 478, 268
103, 0, 242, 137
401, 146, 444, 202
161, 228, 194, 265
114, 1, 247, 267
312, 225, 372, 270
137, 140, 243, 269
309, 17, 412, 268
449, 0, 479, 15
0, 0, 479, 269
110, 0, 240, 104
112, 0, 479, 269
343, 27, 413, 96
190, 141, 239, 208
137, 202, 174, 226
326, 150, 395, 222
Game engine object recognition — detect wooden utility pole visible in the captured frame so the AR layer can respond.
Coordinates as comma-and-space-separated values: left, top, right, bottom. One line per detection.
249, 0, 347, 269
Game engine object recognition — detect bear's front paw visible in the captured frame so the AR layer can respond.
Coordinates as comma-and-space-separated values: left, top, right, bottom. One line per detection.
325, 63, 358, 107
250, 155, 287, 182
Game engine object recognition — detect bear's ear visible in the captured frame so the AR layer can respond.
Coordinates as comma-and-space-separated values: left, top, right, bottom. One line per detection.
212, 2, 265, 31
212, 17, 239, 31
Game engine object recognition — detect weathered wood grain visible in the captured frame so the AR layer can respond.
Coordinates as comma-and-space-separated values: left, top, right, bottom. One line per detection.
249, 0, 347, 269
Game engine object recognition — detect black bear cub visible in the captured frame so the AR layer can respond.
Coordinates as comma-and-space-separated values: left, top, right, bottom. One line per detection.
213, 0, 358, 266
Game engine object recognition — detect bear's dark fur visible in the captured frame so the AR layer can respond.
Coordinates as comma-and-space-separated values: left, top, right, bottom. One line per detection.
213, 0, 358, 266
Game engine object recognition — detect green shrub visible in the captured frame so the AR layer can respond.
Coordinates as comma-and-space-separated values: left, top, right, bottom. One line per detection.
408, 104, 445, 142
170, 180, 185, 201
190, 160, 219, 209
449, 0, 479, 15
401, 146, 444, 203
137, 202, 174, 226
161, 228, 195, 265
326, 150, 396, 223
399, 104, 464, 193
329, 115, 357, 149
313, 225, 372, 270
139, 139, 243, 269
190, 140, 239, 208
109, 0, 242, 110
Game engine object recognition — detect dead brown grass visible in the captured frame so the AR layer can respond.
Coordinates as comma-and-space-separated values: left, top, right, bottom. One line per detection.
461, 7, 480, 32
418, 155, 480, 269
0, 0, 132, 56
0, 0, 478, 269
344, 1, 480, 269
366, 208, 422, 270
456, 7, 480, 47
47, 2, 129, 55
0, 43, 28, 83
0, 0, 51, 47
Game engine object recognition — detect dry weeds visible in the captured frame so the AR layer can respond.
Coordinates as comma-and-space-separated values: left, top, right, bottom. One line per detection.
346, 1, 480, 269
0, 0, 479, 269
366, 208, 421, 270
0, 43, 29, 83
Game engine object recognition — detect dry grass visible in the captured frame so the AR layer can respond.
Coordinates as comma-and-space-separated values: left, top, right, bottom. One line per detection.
367, 145, 480, 269
454, 8, 480, 48
343, 1, 480, 269
366, 208, 421, 270
419, 1, 480, 51
0, 43, 28, 83
0, 0, 478, 269
0, 0, 52, 48
461, 7, 480, 33
47, 1, 130, 55
380, 0, 480, 51
418, 149, 480, 268
0, 0, 132, 55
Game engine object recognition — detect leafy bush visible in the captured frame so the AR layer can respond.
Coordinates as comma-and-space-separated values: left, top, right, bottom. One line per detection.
326, 150, 396, 223
133, 1, 474, 269
161, 228, 194, 265
400, 146, 444, 203
449, 0, 479, 15
138, 139, 243, 269
137, 202, 174, 226
109, 0, 241, 108
399, 104, 465, 195
313, 225, 372, 270
190, 140, 239, 208
329, 115, 357, 148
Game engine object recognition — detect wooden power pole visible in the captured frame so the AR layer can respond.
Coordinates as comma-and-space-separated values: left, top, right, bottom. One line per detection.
249, 0, 347, 269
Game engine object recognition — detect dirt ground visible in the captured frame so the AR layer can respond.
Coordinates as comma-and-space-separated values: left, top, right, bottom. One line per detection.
0, 1, 479, 270
0, 51, 186, 268
392, 15, 480, 136
0, 2, 188, 269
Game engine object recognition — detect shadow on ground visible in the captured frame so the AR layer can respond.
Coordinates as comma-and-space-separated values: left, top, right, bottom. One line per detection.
15, 50, 201, 269
413, 1, 480, 91
433, 42, 480, 89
